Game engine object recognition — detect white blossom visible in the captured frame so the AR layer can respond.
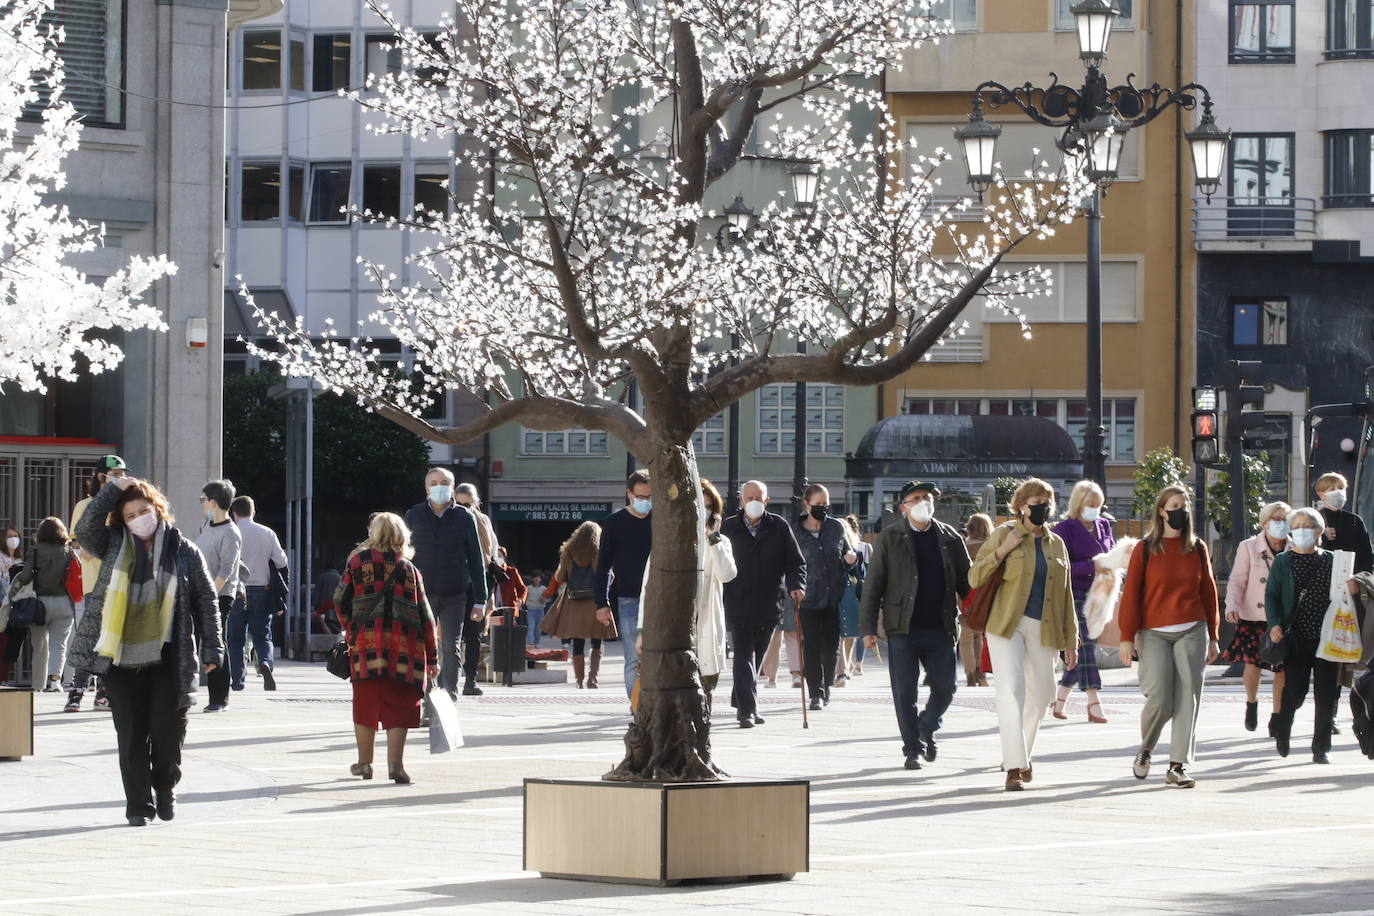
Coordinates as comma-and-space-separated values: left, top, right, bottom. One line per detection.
0, 0, 175, 393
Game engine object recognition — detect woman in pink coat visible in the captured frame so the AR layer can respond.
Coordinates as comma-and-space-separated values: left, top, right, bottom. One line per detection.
1222, 501, 1289, 735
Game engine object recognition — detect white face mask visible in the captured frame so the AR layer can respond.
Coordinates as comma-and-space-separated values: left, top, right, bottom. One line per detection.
5, 536, 19, 551
1290, 528, 1318, 551
907, 501, 933, 525
1082, 506, 1101, 522
744, 500, 766, 520
1324, 489, 1347, 511
1267, 520, 1290, 540
127, 509, 158, 539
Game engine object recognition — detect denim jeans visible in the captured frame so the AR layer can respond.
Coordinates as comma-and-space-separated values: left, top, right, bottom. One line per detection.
617, 597, 641, 699
887, 629, 958, 759
227, 586, 274, 688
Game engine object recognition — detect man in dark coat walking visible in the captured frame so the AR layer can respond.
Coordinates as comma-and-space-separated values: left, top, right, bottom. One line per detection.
721, 480, 805, 729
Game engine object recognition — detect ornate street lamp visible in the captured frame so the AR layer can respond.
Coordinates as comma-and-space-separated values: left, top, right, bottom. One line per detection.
724, 193, 754, 235
1071, 0, 1119, 67
955, 11, 1228, 489
788, 161, 822, 213
954, 105, 1002, 198
1185, 108, 1231, 202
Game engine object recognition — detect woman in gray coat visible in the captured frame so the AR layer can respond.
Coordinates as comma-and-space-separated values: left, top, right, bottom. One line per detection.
791, 484, 858, 711
68, 477, 222, 827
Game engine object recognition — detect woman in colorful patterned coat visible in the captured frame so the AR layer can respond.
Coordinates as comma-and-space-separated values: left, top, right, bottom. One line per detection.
334, 512, 438, 785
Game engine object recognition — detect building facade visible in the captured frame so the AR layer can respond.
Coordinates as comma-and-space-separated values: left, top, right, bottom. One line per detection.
1, 0, 275, 535
882, 0, 1199, 515
1195, 0, 1374, 503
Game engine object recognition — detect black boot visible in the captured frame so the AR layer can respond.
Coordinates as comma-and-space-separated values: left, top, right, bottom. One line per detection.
1267, 713, 1279, 738
1244, 701, 1258, 732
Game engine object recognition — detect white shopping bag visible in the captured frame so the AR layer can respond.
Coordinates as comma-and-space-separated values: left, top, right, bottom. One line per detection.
1319, 550, 1363, 664
425, 685, 464, 754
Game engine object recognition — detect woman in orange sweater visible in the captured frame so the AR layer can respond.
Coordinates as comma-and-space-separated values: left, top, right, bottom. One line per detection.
1117, 485, 1220, 789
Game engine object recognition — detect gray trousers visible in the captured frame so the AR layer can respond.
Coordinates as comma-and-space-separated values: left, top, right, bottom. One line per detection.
1138, 623, 1207, 765
31, 596, 76, 681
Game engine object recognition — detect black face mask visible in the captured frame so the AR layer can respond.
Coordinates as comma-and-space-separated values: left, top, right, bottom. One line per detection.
1165, 507, 1188, 531
809, 505, 829, 522
1025, 503, 1050, 527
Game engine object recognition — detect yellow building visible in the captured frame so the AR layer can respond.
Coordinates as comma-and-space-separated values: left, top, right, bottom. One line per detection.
881, 0, 1197, 511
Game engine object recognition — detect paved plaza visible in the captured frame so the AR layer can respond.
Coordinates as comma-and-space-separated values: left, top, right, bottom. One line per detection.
2, 651, 1373, 915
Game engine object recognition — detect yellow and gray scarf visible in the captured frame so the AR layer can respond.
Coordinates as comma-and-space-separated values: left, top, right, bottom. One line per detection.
94, 524, 178, 668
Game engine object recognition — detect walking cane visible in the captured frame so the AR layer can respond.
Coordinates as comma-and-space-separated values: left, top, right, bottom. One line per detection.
793, 594, 809, 729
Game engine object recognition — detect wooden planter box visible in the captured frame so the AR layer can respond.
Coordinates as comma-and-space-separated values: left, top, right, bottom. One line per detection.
523, 777, 808, 886
0, 687, 34, 759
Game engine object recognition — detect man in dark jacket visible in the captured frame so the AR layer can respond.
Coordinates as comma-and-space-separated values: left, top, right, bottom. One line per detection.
721, 480, 805, 729
404, 467, 488, 699
860, 481, 971, 771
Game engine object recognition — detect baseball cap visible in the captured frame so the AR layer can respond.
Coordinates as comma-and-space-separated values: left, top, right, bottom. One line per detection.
899, 481, 941, 502
98, 455, 126, 471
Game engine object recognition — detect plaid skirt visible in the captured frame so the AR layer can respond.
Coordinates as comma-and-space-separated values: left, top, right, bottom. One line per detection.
1060, 591, 1102, 691
1222, 618, 1284, 671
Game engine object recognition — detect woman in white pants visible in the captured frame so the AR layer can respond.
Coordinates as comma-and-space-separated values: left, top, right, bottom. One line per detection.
969, 478, 1078, 791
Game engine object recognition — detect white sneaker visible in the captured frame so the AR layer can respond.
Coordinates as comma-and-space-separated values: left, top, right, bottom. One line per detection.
765, 677, 777, 688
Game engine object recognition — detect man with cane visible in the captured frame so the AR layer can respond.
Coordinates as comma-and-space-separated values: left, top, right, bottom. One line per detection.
721, 480, 806, 729
860, 482, 971, 772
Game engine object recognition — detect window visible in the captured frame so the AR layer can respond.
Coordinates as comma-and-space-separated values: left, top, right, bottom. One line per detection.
1055, 0, 1131, 29
413, 164, 450, 215
308, 164, 351, 222
361, 164, 402, 219
1328, 0, 1374, 57
903, 396, 1139, 461
757, 384, 845, 456
1230, 2, 1295, 63
242, 29, 281, 90
364, 34, 402, 83
1065, 399, 1137, 462
980, 260, 1139, 323
240, 162, 281, 221
287, 164, 305, 222
25, 0, 125, 125
692, 413, 726, 456
288, 34, 305, 92
923, 0, 977, 31
521, 429, 609, 455
313, 33, 351, 92
1229, 134, 1293, 203
1324, 130, 1374, 207
1232, 299, 1289, 346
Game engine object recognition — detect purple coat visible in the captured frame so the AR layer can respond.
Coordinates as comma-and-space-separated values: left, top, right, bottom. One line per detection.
1051, 516, 1116, 594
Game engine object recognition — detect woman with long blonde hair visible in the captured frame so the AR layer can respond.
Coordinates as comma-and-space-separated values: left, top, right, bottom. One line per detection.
333, 512, 438, 784
1117, 485, 1220, 788
541, 521, 618, 688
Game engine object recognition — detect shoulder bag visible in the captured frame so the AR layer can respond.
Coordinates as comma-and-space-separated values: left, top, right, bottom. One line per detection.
964, 526, 1014, 633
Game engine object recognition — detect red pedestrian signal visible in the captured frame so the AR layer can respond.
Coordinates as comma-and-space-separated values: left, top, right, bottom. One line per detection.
1191, 411, 1220, 465
1192, 412, 1216, 438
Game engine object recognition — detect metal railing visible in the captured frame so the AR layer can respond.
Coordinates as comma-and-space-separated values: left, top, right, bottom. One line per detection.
1191, 196, 1317, 242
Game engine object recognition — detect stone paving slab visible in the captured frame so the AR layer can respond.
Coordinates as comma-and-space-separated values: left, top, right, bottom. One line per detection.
2, 651, 1372, 915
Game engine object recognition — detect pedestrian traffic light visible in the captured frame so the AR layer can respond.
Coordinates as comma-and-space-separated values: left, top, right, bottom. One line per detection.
1191, 410, 1219, 465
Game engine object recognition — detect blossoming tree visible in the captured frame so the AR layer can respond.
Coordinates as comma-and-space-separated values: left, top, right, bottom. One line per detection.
0, 0, 175, 393
252, 0, 1087, 782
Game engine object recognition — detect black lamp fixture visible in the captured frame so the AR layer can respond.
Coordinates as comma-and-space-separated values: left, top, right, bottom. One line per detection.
953, 103, 1002, 199
788, 161, 823, 213
1071, 0, 1118, 67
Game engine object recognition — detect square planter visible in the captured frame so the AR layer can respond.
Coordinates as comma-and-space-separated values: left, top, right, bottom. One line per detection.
523, 777, 809, 886
0, 687, 34, 759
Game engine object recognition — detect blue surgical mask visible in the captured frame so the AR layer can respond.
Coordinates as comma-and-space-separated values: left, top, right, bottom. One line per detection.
1267, 520, 1289, 540
1290, 528, 1317, 550
1082, 506, 1101, 522
428, 484, 453, 504
631, 497, 652, 515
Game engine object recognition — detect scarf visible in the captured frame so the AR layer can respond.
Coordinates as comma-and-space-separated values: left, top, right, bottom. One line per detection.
94, 523, 179, 668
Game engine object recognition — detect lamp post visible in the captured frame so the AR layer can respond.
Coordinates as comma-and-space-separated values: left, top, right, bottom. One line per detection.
955, 0, 1228, 487
717, 161, 823, 514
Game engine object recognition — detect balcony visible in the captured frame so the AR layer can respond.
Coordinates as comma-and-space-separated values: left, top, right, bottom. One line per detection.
1192, 197, 1317, 252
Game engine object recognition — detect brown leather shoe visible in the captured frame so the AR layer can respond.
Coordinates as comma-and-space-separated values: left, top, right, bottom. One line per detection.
1020, 764, 1033, 784
1005, 768, 1024, 792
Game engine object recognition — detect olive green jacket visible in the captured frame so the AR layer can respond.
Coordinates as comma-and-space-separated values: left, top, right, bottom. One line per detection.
968, 521, 1078, 649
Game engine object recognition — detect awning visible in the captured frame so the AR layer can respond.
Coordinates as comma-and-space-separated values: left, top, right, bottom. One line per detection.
223, 288, 296, 339
845, 414, 1081, 480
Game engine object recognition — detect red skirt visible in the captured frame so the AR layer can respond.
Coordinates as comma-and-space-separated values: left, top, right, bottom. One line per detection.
352, 677, 422, 729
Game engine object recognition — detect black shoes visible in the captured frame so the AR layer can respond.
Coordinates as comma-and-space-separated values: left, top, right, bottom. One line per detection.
155, 790, 175, 822
1276, 733, 1290, 758
808, 698, 823, 711
1267, 714, 1278, 738
1332, 723, 1342, 736
752, 714, 765, 725
127, 816, 147, 827
738, 716, 755, 728
1314, 751, 1330, 764
904, 755, 923, 770
1244, 701, 1258, 732
258, 663, 276, 691
920, 730, 937, 762
462, 680, 484, 696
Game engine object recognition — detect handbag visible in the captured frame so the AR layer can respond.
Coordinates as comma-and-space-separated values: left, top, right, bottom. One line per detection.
64, 550, 84, 604
5, 580, 44, 627
1258, 626, 1290, 668
326, 640, 351, 679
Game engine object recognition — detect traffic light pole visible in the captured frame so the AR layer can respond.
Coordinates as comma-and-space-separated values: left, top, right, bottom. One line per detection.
1229, 418, 1247, 559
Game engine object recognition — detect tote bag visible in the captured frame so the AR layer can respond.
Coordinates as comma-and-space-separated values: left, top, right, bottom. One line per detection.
425, 684, 464, 753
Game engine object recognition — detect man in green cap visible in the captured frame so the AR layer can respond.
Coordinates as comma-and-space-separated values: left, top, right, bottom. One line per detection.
859, 481, 971, 772
64, 455, 128, 712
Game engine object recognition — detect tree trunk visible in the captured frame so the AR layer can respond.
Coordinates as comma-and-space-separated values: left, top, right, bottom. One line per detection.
603, 435, 723, 782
